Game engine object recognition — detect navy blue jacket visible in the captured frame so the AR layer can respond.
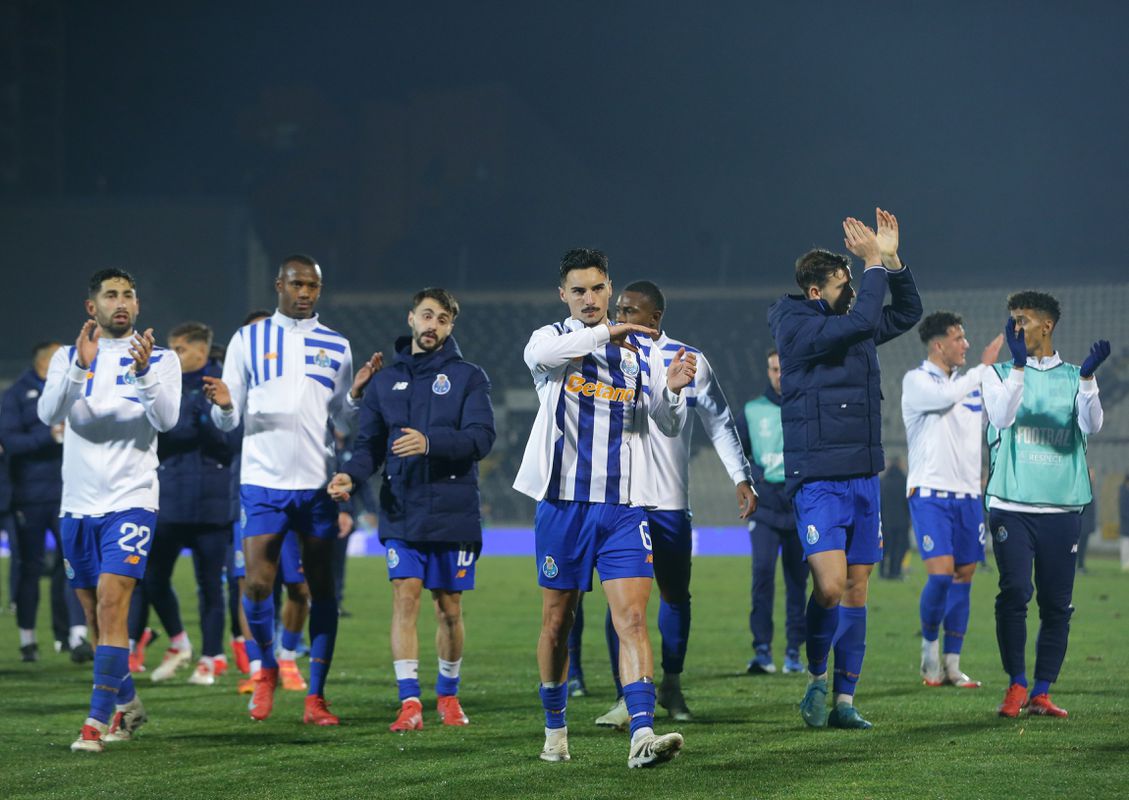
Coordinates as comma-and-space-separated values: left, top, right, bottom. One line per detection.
157, 360, 242, 525
768, 266, 921, 495
736, 385, 794, 531
345, 335, 495, 545
0, 368, 62, 506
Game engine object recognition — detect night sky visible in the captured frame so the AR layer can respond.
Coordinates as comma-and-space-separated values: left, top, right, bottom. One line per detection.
8, 0, 1129, 334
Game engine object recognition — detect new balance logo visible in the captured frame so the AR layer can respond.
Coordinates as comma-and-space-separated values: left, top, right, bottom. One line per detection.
393, 382, 409, 391
565, 374, 635, 403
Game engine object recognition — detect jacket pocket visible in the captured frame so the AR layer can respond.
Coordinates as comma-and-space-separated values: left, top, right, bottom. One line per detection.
815, 387, 867, 446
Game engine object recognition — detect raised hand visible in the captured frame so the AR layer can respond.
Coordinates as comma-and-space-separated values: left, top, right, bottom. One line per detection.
327, 472, 354, 502
202, 376, 233, 409
980, 333, 1005, 366
842, 217, 881, 264
129, 328, 155, 373
875, 207, 902, 270
607, 322, 658, 353
351, 352, 384, 400
75, 320, 99, 369
1005, 318, 1027, 368
1080, 340, 1111, 379
391, 427, 428, 457
665, 347, 697, 394
736, 481, 758, 520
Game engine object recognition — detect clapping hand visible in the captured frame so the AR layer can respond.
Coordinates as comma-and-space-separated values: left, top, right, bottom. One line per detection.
1005, 319, 1027, 368
351, 352, 384, 400
842, 217, 882, 265
875, 208, 902, 271
129, 328, 156, 373
1080, 340, 1111, 379
666, 347, 697, 394
75, 320, 99, 369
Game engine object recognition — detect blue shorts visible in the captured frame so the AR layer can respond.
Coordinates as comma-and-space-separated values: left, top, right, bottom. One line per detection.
230, 522, 304, 584
240, 485, 337, 541
648, 509, 692, 562
534, 500, 653, 591
793, 476, 882, 565
59, 508, 158, 589
909, 491, 985, 565
385, 539, 478, 592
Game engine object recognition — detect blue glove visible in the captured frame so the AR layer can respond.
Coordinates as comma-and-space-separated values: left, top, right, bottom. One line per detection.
1080, 340, 1111, 378
1005, 318, 1027, 368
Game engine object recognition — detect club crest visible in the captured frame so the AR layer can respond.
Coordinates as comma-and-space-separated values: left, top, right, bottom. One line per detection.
922, 535, 934, 552
995, 526, 1008, 543
542, 555, 559, 579
64, 559, 74, 580
432, 374, 451, 395
122, 365, 138, 385
387, 548, 400, 569
620, 351, 640, 377
806, 524, 819, 545
314, 349, 332, 368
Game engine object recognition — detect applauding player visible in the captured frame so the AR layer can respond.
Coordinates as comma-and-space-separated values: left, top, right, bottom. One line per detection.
39, 269, 182, 752
514, 249, 694, 768
984, 293, 1107, 718
768, 210, 922, 730
204, 254, 379, 725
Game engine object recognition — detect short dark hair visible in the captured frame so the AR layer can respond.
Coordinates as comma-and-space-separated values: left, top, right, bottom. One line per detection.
412, 287, 460, 319
766, 347, 778, 360
32, 340, 61, 359
169, 321, 214, 348
622, 280, 666, 314
88, 268, 136, 298
918, 311, 964, 345
279, 253, 318, 273
795, 249, 850, 291
560, 248, 609, 284
241, 309, 273, 327
1007, 290, 1061, 325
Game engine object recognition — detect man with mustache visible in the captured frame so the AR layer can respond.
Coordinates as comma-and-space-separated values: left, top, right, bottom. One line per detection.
39, 268, 182, 752
328, 287, 495, 733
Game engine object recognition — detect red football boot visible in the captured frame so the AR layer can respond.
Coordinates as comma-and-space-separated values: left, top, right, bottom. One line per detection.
303, 695, 340, 726
232, 638, 250, 675
389, 699, 424, 732
437, 695, 470, 726
1026, 693, 1068, 718
997, 683, 1028, 718
249, 667, 279, 721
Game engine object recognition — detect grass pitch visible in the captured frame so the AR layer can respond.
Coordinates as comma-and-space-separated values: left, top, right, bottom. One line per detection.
1, 553, 1126, 800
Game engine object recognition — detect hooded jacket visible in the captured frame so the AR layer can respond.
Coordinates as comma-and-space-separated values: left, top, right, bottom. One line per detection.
345, 335, 495, 544
767, 266, 921, 495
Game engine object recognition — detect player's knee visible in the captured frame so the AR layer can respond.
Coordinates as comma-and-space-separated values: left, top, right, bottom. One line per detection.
813, 583, 844, 607
244, 578, 273, 601
613, 606, 648, 639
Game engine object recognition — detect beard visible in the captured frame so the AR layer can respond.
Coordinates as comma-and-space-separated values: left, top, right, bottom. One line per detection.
100, 312, 134, 337
830, 294, 853, 315
414, 332, 440, 352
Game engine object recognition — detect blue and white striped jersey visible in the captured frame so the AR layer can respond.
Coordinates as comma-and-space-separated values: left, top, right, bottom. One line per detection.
38, 337, 182, 515
514, 317, 688, 506
636, 333, 751, 511
212, 310, 359, 490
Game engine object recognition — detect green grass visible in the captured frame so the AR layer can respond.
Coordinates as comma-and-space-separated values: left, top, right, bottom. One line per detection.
1, 554, 1126, 800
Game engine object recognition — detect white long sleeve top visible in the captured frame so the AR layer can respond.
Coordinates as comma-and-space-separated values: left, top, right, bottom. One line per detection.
211, 311, 359, 490
38, 337, 182, 515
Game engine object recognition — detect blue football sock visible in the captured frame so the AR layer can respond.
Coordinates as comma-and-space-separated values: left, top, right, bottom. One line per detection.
436, 658, 461, 696
307, 599, 338, 697
90, 645, 128, 724
622, 679, 657, 737
567, 600, 584, 679
1031, 679, 1052, 698
919, 574, 953, 642
605, 606, 623, 697
117, 672, 137, 705
243, 595, 278, 669
398, 679, 421, 701
245, 637, 261, 664
832, 606, 868, 697
943, 581, 972, 655
540, 682, 567, 729
281, 626, 302, 654
1011, 672, 1028, 688
805, 596, 838, 676
658, 599, 691, 675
